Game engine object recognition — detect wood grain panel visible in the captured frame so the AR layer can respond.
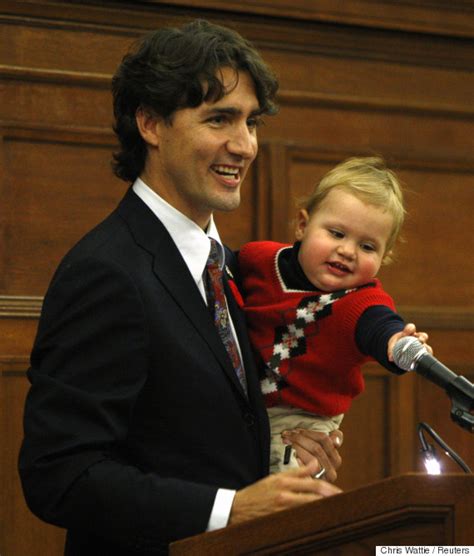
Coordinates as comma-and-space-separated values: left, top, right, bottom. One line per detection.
0, 128, 127, 295
265, 107, 474, 159
0, 19, 134, 74
2, 79, 112, 128
336, 370, 391, 490
265, 51, 474, 111
380, 166, 474, 306
1, 317, 38, 357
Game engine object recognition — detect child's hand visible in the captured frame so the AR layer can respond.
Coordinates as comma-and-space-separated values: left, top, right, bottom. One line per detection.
387, 322, 433, 362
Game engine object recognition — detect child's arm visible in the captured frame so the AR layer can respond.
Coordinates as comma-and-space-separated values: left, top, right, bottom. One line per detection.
356, 307, 432, 373
387, 322, 433, 362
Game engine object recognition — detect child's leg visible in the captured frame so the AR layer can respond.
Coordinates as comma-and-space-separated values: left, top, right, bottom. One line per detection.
267, 406, 344, 474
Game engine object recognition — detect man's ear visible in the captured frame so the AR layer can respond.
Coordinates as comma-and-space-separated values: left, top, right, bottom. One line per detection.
295, 209, 309, 241
135, 107, 160, 147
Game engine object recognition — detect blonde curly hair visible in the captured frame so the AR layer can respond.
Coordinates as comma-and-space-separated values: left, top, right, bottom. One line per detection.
298, 156, 405, 265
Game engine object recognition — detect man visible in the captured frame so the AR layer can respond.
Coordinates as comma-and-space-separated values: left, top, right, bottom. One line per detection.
19, 20, 342, 555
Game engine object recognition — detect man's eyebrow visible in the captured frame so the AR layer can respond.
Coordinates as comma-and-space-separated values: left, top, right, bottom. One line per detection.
204, 106, 264, 117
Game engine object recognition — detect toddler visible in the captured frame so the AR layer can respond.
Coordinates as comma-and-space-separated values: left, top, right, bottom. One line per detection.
239, 156, 430, 473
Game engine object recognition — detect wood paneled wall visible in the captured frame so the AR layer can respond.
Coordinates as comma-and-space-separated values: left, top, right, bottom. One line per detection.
1, 1, 473, 554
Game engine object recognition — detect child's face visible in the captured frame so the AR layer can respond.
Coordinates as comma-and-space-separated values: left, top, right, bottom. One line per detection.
295, 188, 394, 292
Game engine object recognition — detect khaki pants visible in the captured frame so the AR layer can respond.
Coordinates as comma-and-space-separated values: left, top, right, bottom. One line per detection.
267, 406, 344, 474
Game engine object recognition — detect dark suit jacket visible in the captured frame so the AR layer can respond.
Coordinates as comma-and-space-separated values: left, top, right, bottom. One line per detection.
19, 188, 270, 555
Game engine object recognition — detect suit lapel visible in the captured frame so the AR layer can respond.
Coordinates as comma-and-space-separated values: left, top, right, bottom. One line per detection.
116, 188, 249, 401
225, 274, 270, 471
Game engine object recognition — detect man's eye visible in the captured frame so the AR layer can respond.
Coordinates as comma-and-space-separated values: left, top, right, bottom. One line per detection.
247, 116, 263, 129
208, 115, 227, 125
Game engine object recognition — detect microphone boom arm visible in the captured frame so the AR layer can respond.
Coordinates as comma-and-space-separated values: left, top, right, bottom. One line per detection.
393, 337, 474, 433
446, 376, 474, 433
415, 356, 474, 432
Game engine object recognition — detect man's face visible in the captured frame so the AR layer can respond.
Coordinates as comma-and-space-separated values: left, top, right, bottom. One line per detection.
145, 68, 261, 228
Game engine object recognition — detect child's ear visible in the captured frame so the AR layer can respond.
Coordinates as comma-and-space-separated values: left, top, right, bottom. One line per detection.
295, 209, 310, 241
382, 249, 394, 266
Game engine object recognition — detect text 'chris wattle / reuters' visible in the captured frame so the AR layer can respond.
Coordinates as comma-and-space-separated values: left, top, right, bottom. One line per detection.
376, 548, 474, 555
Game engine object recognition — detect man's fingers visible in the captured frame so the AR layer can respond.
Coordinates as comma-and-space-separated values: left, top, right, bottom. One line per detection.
275, 464, 342, 496
230, 465, 342, 525
281, 429, 342, 483
329, 429, 343, 448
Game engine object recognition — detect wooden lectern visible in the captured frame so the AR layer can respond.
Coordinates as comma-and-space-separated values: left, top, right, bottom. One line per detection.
170, 474, 473, 555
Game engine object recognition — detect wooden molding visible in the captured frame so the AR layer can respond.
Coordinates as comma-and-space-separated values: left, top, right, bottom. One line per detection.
0, 354, 30, 374
4, 63, 472, 120
0, 296, 43, 319
1, 120, 115, 145
0, 64, 111, 89
279, 90, 474, 120
2, 5, 474, 73
143, 0, 474, 39
6, 0, 473, 41
284, 144, 474, 174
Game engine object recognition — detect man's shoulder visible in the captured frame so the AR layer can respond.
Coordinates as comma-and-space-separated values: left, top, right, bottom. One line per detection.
63, 188, 159, 264
64, 210, 127, 262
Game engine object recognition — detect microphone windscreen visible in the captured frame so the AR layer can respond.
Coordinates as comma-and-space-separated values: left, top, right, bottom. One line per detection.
393, 336, 427, 371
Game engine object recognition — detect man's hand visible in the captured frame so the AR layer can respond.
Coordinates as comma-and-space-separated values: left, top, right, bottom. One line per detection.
281, 429, 343, 483
229, 460, 342, 525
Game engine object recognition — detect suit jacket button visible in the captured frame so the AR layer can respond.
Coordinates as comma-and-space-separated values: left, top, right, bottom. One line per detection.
243, 412, 255, 426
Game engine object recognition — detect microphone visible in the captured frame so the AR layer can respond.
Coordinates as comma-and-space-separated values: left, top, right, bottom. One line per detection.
393, 336, 474, 432
393, 336, 458, 388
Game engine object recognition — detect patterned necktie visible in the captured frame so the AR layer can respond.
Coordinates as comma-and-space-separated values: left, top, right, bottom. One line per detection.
205, 239, 247, 394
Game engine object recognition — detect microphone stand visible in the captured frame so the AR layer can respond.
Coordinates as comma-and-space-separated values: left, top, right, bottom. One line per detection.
444, 374, 474, 433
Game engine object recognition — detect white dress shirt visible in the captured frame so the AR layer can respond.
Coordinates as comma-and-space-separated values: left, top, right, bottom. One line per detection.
132, 178, 236, 531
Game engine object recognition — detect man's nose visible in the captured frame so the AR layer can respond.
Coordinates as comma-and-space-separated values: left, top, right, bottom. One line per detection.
227, 125, 257, 159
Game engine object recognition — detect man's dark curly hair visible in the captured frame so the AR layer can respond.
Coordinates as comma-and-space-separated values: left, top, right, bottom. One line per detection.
111, 19, 279, 183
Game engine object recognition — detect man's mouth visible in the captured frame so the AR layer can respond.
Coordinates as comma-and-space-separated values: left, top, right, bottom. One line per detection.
211, 165, 240, 182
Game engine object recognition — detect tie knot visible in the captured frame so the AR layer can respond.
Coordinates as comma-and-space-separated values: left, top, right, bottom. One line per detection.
207, 238, 221, 268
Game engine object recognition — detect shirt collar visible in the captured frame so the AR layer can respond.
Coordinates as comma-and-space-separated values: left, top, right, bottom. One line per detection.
132, 178, 225, 283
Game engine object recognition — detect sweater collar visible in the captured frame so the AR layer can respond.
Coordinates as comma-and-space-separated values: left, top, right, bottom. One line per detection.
279, 242, 319, 292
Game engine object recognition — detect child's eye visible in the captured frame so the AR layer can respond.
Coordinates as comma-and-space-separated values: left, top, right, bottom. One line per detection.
361, 243, 376, 252
329, 229, 344, 239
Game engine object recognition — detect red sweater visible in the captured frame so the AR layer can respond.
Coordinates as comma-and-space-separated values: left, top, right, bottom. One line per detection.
239, 241, 397, 416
